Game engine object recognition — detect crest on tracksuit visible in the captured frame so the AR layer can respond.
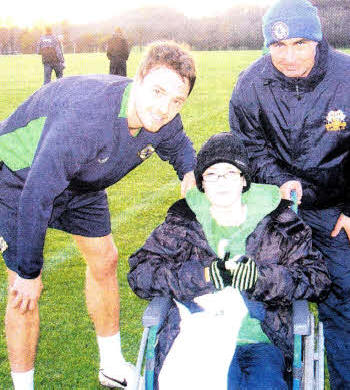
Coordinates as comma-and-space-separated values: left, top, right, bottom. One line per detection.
0, 236, 8, 253
325, 110, 347, 131
138, 144, 155, 160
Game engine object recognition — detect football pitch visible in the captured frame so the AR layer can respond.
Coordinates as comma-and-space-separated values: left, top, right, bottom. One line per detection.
0, 47, 342, 388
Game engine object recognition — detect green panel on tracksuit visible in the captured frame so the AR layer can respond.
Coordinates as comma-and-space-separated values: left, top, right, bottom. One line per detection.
0, 117, 46, 171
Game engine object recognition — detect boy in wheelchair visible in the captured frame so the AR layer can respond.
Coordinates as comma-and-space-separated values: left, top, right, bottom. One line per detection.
128, 132, 331, 389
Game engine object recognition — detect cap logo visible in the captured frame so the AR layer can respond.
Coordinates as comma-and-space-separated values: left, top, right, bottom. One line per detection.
272, 21, 289, 40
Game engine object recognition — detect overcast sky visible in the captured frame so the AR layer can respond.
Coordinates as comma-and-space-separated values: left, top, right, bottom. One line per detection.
2, 0, 277, 27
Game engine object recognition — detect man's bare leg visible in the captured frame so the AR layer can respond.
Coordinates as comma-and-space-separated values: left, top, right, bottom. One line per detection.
74, 234, 136, 388
74, 234, 119, 336
6, 269, 41, 389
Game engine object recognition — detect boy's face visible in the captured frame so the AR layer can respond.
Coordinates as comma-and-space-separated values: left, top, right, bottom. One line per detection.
269, 37, 318, 78
130, 66, 190, 133
203, 163, 246, 208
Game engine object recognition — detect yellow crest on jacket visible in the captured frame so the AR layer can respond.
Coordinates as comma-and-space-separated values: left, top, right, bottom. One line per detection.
325, 110, 347, 131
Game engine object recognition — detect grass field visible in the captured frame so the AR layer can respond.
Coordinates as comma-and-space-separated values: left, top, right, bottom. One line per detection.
2, 47, 349, 388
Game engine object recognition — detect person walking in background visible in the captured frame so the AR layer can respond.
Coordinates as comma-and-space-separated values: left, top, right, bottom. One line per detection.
37, 26, 65, 84
229, 0, 350, 388
107, 27, 130, 76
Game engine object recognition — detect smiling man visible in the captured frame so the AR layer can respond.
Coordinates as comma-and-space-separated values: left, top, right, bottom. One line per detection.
0, 41, 196, 389
229, 0, 350, 388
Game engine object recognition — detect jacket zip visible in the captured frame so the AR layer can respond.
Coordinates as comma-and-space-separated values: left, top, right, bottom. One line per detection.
295, 82, 301, 100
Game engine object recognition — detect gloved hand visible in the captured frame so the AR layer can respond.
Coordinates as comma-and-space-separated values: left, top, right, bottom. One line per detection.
209, 253, 258, 291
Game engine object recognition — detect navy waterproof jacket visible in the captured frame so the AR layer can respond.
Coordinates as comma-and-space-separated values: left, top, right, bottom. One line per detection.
128, 198, 331, 388
230, 40, 350, 216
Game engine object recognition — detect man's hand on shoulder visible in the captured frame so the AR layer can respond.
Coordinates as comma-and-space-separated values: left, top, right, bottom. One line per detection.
181, 171, 196, 198
10, 274, 43, 314
280, 180, 303, 204
331, 213, 350, 242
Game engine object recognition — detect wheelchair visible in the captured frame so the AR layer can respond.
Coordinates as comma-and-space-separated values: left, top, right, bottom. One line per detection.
132, 296, 324, 390
132, 192, 325, 390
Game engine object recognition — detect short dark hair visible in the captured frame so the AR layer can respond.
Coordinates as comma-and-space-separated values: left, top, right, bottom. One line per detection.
136, 41, 196, 95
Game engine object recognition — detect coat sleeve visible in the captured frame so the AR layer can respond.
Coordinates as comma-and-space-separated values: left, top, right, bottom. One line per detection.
122, 38, 129, 60
106, 39, 112, 59
229, 80, 296, 187
128, 218, 215, 302
55, 38, 64, 63
250, 210, 331, 306
343, 157, 350, 216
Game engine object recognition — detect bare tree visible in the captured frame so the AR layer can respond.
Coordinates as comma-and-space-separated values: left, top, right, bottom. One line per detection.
2, 4, 350, 55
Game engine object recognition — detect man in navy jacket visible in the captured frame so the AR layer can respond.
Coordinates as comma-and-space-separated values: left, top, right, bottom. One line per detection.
37, 26, 65, 84
229, 1, 350, 388
0, 41, 196, 389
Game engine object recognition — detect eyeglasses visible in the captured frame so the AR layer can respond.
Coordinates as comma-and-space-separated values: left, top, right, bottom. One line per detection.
203, 171, 243, 183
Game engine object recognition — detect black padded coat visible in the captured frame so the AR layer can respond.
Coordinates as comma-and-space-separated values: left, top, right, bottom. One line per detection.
128, 198, 331, 388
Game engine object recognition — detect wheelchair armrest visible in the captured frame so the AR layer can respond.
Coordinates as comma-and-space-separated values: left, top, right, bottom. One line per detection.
293, 299, 311, 336
142, 296, 172, 328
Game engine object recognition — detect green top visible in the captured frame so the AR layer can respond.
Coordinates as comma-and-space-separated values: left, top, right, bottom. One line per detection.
186, 183, 281, 344
118, 83, 132, 119
117, 82, 141, 138
0, 117, 46, 171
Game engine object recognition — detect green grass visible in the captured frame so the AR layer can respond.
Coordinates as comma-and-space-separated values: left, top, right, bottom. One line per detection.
0, 48, 338, 388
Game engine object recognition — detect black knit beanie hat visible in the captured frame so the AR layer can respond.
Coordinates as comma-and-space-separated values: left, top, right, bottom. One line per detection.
195, 132, 251, 192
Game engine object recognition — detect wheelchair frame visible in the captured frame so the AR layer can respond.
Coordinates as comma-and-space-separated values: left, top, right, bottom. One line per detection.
133, 192, 325, 390
133, 297, 324, 390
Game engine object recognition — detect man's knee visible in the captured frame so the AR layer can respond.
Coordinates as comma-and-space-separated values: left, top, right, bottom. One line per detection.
88, 246, 118, 282
75, 235, 118, 280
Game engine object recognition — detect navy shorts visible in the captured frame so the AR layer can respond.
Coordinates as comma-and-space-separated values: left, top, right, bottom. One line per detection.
0, 188, 111, 273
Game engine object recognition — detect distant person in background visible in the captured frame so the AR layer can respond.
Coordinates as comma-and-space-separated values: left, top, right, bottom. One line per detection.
37, 26, 65, 84
107, 27, 130, 76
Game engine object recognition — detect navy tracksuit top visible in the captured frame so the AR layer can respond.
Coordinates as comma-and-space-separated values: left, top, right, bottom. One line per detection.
0, 74, 196, 278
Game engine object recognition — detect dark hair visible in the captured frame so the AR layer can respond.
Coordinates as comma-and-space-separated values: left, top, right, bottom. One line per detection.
136, 41, 196, 95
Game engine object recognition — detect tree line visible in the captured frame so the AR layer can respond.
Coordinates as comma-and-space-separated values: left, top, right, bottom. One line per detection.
1, 0, 349, 55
